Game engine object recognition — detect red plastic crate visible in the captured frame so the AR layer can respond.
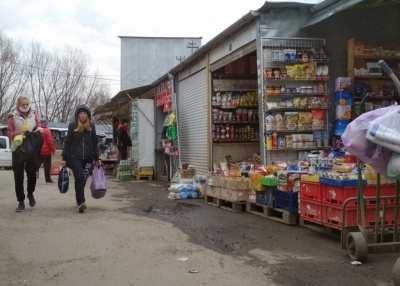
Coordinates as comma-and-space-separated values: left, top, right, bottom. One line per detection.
321, 184, 397, 208
321, 203, 400, 230
321, 203, 358, 230
300, 181, 321, 201
363, 184, 396, 198
365, 205, 400, 228
321, 184, 357, 207
300, 198, 322, 223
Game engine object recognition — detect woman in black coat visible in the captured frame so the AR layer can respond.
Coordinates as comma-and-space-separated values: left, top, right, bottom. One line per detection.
61, 105, 101, 213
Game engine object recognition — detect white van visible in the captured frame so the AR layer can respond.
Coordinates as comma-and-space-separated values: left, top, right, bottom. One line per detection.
0, 136, 12, 170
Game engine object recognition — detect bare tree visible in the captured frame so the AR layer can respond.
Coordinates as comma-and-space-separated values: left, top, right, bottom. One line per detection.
0, 31, 113, 124
25, 42, 111, 122
0, 30, 28, 121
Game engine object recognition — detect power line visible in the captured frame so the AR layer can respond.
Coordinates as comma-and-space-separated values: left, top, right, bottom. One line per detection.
0, 58, 121, 82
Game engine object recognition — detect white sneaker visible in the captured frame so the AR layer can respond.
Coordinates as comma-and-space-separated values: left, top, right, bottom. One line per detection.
78, 203, 87, 213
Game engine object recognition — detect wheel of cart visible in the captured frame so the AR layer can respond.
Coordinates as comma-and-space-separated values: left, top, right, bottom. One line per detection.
340, 60, 400, 285
340, 183, 400, 261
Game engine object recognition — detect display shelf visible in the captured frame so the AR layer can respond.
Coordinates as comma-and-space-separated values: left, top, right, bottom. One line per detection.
213, 139, 260, 143
348, 38, 400, 118
262, 37, 330, 163
354, 55, 400, 60
263, 77, 330, 81
265, 146, 327, 151
214, 121, 258, 124
212, 105, 258, 109
211, 83, 260, 144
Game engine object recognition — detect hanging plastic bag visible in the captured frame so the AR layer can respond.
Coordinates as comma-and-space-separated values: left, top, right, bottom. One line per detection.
58, 167, 69, 194
365, 105, 400, 152
341, 106, 393, 177
90, 166, 107, 199
167, 122, 178, 141
387, 152, 400, 180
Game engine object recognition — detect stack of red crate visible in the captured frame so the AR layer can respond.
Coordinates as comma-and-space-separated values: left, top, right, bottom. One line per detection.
299, 181, 323, 223
300, 179, 399, 230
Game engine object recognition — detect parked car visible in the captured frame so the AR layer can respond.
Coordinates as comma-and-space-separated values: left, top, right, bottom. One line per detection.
0, 136, 12, 170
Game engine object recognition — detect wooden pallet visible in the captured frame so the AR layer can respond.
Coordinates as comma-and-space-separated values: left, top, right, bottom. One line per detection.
205, 194, 246, 213
246, 202, 298, 225
133, 175, 153, 181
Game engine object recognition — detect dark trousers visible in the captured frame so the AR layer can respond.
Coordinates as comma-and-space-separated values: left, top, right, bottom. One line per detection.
118, 146, 128, 160
165, 154, 171, 181
67, 158, 93, 205
38, 154, 52, 182
12, 152, 38, 202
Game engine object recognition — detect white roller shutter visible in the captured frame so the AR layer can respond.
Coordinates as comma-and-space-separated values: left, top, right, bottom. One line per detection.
178, 68, 208, 175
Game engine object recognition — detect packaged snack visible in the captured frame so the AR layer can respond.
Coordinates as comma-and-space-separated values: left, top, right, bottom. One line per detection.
264, 67, 273, 79
299, 97, 308, 108
311, 110, 325, 130
295, 64, 305, 79
284, 98, 294, 109
265, 101, 278, 110
298, 112, 312, 131
286, 65, 296, 79
293, 97, 301, 108
335, 91, 353, 105
336, 105, 352, 119
303, 63, 316, 80
284, 112, 298, 131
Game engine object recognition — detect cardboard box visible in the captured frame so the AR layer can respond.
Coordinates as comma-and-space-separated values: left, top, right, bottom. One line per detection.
220, 187, 250, 201
207, 186, 221, 197
225, 177, 250, 191
180, 173, 195, 179
207, 175, 220, 186
218, 176, 227, 187
180, 168, 196, 175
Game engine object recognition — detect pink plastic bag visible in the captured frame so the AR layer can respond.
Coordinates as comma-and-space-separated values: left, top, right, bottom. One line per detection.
341, 106, 393, 177
90, 166, 107, 199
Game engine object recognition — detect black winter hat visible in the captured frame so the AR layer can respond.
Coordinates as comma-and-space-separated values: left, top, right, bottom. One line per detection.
75, 105, 91, 120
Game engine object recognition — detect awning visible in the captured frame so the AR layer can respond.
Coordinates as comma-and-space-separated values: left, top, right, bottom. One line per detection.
93, 85, 153, 118
301, 0, 364, 27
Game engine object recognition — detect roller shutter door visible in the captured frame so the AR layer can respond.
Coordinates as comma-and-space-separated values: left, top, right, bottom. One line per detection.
178, 68, 208, 175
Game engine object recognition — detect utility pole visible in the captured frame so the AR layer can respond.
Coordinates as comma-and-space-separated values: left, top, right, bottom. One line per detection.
176, 56, 185, 63
187, 40, 199, 54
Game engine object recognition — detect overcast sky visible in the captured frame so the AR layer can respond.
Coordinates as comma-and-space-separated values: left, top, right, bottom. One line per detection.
0, 0, 318, 95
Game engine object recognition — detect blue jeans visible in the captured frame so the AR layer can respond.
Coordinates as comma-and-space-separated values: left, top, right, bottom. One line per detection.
67, 158, 93, 205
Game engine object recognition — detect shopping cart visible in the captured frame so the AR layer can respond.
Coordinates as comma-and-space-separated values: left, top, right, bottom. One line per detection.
340, 60, 400, 284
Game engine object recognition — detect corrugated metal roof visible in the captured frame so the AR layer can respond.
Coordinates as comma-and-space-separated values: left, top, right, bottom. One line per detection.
93, 85, 152, 116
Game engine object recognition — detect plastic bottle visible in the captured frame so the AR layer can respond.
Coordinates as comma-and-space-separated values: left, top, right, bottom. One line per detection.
272, 131, 278, 148
266, 131, 272, 150
274, 112, 284, 131
265, 112, 275, 131
278, 134, 286, 149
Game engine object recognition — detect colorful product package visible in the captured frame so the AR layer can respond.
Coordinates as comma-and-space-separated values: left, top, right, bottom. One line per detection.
311, 110, 325, 130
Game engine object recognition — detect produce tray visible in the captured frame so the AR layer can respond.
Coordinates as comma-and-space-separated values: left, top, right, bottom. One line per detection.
319, 177, 366, 187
